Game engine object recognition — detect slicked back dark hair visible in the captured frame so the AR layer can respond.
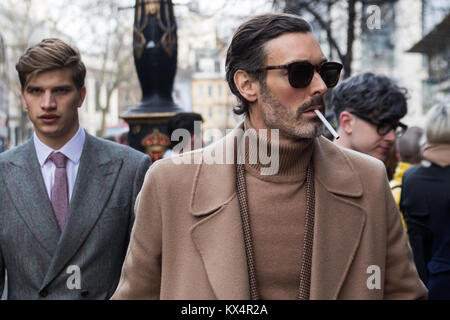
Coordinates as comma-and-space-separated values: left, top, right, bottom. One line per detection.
331, 72, 408, 126
225, 13, 312, 115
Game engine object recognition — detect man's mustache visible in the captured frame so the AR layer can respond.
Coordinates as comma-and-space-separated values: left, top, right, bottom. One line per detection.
296, 95, 325, 117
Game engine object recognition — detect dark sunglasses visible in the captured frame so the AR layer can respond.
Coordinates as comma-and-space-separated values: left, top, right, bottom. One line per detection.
350, 111, 408, 137
256, 61, 343, 89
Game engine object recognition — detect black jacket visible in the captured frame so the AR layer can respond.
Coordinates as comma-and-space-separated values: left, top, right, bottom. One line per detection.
400, 163, 450, 289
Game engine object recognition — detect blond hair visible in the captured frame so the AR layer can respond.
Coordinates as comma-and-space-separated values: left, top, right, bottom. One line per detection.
16, 38, 86, 90
425, 103, 450, 144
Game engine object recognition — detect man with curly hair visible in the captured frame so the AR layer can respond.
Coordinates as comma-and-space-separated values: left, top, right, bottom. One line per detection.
332, 73, 408, 163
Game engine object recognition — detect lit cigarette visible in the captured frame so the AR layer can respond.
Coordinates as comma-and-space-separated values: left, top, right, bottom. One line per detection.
314, 109, 340, 140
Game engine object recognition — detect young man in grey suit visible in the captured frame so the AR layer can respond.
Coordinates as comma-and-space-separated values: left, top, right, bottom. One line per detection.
0, 38, 151, 299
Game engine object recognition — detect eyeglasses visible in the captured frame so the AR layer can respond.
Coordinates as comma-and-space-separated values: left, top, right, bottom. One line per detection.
349, 111, 408, 137
255, 61, 343, 89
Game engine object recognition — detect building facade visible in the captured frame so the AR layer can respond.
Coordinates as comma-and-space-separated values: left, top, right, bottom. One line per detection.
80, 55, 122, 137
177, 8, 240, 144
191, 73, 237, 144
408, 14, 450, 112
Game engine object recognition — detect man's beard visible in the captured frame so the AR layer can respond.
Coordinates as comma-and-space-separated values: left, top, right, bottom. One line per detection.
259, 82, 324, 140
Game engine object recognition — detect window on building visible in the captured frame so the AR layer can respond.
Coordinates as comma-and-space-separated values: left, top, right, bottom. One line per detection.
215, 61, 221, 73
208, 85, 213, 97
198, 84, 203, 97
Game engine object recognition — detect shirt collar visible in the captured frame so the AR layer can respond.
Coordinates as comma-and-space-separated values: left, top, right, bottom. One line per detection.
34, 125, 86, 167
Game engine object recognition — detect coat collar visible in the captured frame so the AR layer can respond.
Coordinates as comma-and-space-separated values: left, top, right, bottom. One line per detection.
189, 120, 366, 299
189, 121, 363, 216
33, 125, 85, 167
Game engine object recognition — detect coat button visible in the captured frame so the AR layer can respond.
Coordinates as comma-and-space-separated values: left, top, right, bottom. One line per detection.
39, 289, 48, 298
81, 290, 89, 298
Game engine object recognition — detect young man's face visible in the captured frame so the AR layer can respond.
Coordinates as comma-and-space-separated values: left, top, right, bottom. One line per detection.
252, 32, 328, 141
21, 67, 86, 149
348, 115, 397, 162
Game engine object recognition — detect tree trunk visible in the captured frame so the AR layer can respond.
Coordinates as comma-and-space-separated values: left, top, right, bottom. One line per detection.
345, 0, 357, 78
327, 1, 334, 60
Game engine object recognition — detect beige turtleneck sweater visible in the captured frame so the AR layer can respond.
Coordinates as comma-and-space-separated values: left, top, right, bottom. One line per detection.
243, 117, 314, 299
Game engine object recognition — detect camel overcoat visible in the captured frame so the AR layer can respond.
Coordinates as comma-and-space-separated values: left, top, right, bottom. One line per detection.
112, 123, 427, 300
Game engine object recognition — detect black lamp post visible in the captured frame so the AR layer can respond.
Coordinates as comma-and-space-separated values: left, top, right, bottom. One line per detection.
121, 0, 182, 161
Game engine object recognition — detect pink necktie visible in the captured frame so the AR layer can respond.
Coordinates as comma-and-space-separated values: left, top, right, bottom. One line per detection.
48, 152, 69, 231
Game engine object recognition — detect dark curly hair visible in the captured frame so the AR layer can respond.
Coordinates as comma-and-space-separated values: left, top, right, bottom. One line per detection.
225, 13, 312, 115
331, 72, 408, 126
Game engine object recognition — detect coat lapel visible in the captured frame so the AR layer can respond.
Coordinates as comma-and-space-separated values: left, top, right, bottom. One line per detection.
189, 125, 367, 299
190, 195, 250, 299
1, 140, 60, 257
190, 125, 250, 299
40, 134, 123, 291
309, 137, 366, 299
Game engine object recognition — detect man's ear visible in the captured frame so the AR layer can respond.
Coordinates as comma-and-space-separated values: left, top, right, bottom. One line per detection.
233, 70, 258, 103
20, 89, 29, 111
339, 111, 355, 134
77, 86, 86, 108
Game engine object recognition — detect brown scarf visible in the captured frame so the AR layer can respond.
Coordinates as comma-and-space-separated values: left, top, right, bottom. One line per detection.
235, 160, 315, 300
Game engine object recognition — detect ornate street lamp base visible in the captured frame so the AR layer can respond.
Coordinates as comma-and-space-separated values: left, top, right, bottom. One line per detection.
120, 112, 176, 162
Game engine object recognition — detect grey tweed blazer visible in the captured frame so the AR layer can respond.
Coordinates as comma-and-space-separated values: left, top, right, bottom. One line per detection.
0, 132, 151, 299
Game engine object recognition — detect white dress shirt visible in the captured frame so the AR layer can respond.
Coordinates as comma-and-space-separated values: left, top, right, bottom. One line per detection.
33, 126, 85, 202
